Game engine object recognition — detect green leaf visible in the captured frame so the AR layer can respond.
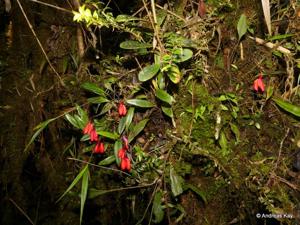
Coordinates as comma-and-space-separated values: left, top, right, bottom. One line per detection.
172, 48, 193, 63
120, 40, 152, 50
185, 183, 207, 204
138, 63, 160, 82
268, 34, 294, 41
65, 114, 81, 129
125, 107, 135, 130
237, 14, 248, 40
88, 188, 113, 199
161, 106, 174, 118
266, 85, 274, 101
155, 89, 175, 105
167, 65, 181, 84
230, 123, 240, 143
25, 118, 57, 152
153, 191, 164, 223
118, 117, 126, 134
157, 72, 165, 89
126, 99, 155, 108
81, 82, 105, 96
80, 167, 89, 225
87, 96, 109, 104
114, 140, 123, 166
272, 97, 300, 117
99, 102, 113, 115
97, 131, 119, 140
170, 166, 183, 197
56, 165, 89, 203
128, 119, 149, 143
98, 155, 116, 166
115, 15, 140, 22
76, 105, 89, 126
219, 131, 227, 149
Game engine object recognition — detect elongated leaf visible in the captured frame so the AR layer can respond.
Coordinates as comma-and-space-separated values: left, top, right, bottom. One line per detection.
219, 131, 228, 150
56, 165, 89, 203
88, 96, 109, 104
170, 166, 183, 197
65, 114, 81, 129
125, 107, 135, 130
98, 155, 116, 166
268, 34, 293, 41
88, 188, 114, 199
186, 183, 207, 204
237, 14, 248, 40
80, 167, 89, 225
161, 106, 174, 118
76, 105, 88, 126
138, 64, 160, 82
155, 89, 175, 105
97, 131, 119, 140
230, 123, 240, 143
115, 15, 140, 22
74, 115, 86, 129
126, 99, 155, 108
172, 48, 193, 63
128, 119, 149, 143
118, 117, 126, 134
273, 97, 300, 117
114, 140, 123, 165
81, 82, 105, 96
167, 65, 181, 84
100, 102, 113, 115
261, 0, 271, 35
25, 118, 57, 151
153, 191, 164, 223
120, 40, 152, 49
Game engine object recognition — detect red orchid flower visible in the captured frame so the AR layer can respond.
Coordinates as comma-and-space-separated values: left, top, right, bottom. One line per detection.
83, 121, 94, 134
90, 129, 99, 142
83, 121, 99, 141
118, 147, 126, 159
118, 101, 127, 117
253, 74, 265, 93
120, 156, 131, 171
94, 140, 105, 154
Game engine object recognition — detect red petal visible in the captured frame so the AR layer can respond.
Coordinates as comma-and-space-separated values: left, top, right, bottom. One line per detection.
258, 77, 265, 92
120, 158, 126, 170
94, 141, 105, 154
118, 148, 126, 159
253, 79, 259, 91
90, 129, 98, 142
125, 158, 131, 171
83, 121, 93, 134
118, 102, 127, 117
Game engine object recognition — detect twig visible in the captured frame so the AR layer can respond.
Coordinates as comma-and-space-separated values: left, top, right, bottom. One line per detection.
248, 36, 291, 55
28, 0, 72, 13
142, 0, 164, 51
9, 198, 35, 225
270, 172, 299, 190
155, 4, 186, 22
135, 179, 160, 225
274, 128, 290, 170
67, 157, 131, 176
90, 178, 158, 196
16, 0, 65, 86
